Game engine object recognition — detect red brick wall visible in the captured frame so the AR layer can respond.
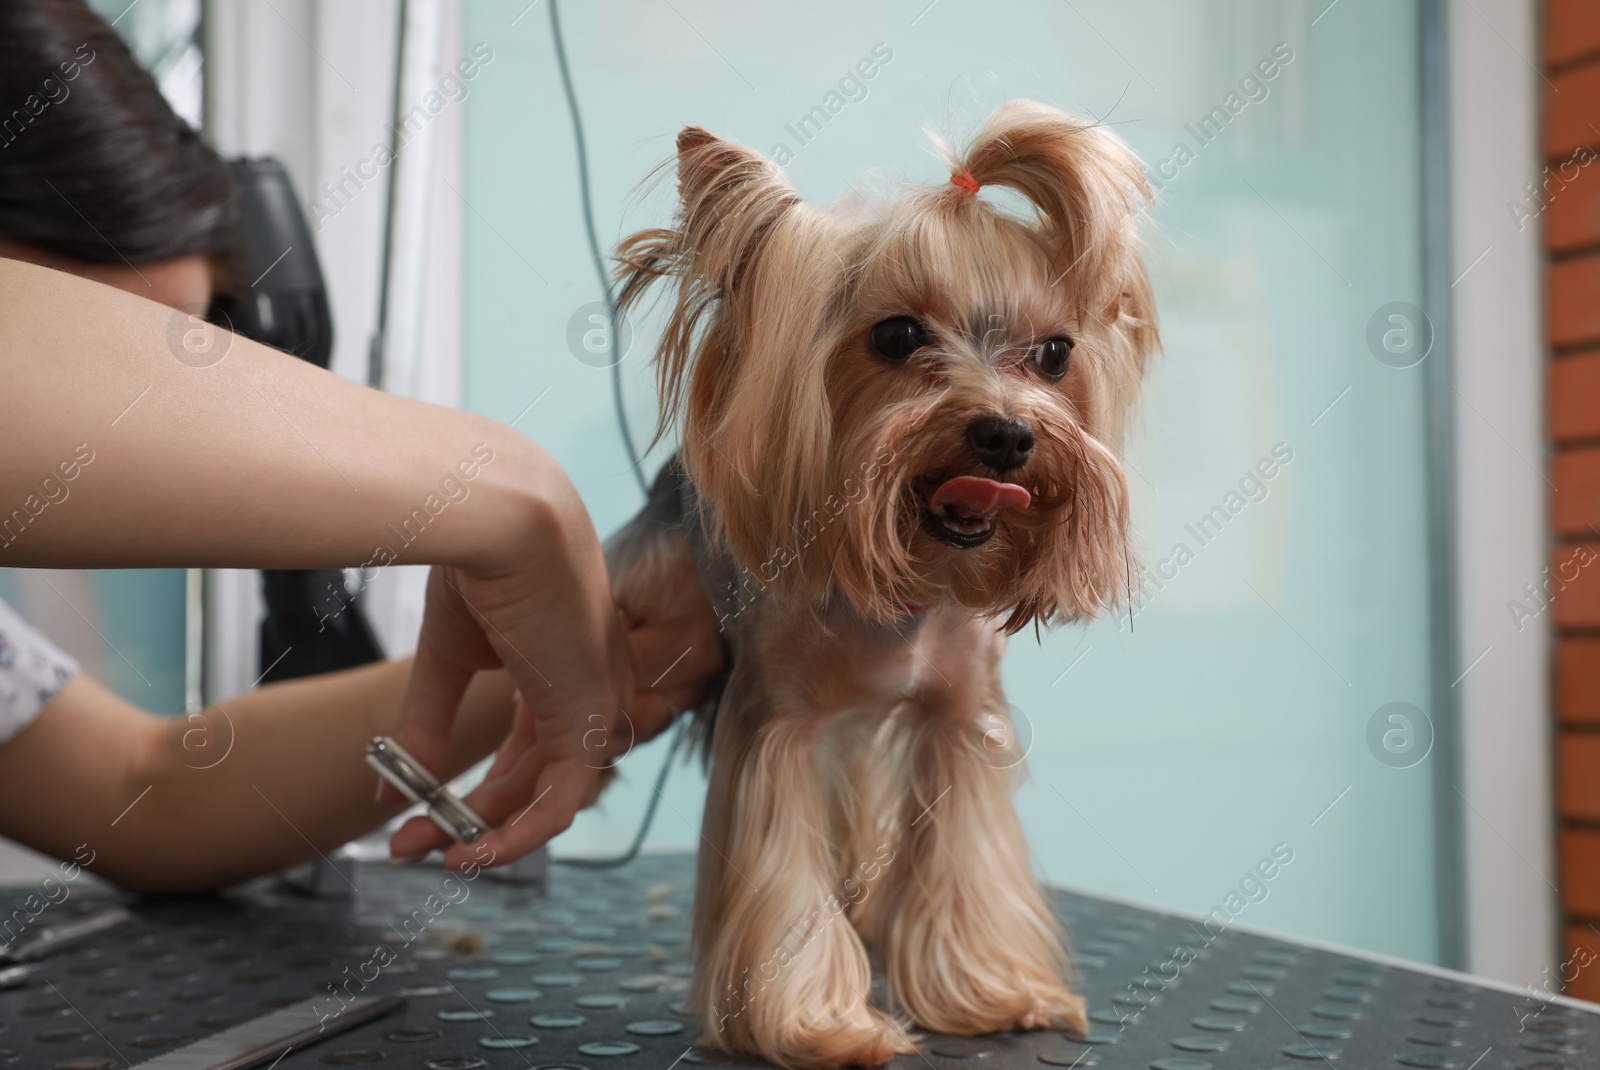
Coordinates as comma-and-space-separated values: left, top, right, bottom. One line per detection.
1546, 0, 1600, 1005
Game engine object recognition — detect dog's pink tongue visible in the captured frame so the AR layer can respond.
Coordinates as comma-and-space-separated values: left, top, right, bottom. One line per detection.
929, 476, 1031, 516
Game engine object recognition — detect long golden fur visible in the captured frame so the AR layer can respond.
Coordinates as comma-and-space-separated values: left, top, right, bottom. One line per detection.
605, 99, 1157, 1069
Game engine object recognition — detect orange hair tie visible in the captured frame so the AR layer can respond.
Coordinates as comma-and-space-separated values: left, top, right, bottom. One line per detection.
950, 170, 980, 194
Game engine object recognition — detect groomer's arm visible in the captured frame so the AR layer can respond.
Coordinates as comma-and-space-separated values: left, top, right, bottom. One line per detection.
0, 258, 564, 574
0, 662, 515, 893
0, 257, 672, 872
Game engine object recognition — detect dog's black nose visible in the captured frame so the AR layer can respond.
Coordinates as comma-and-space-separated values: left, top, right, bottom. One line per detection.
966, 416, 1034, 472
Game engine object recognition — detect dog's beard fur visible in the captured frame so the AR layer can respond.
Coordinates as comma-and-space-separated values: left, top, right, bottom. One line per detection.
618, 101, 1156, 630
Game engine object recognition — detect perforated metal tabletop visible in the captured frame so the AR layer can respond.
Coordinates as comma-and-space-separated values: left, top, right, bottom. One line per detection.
0, 853, 1591, 1069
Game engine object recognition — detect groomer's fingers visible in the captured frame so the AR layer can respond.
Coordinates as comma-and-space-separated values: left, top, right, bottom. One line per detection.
453, 715, 600, 825
388, 813, 450, 862
388, 730, 536, 863
394, 687, 671, 867
382, 650, 472, 811
452, 698, 552, 818
392, 642, 473, 769
387, 689, 543, 862
442, 757, 596, 871
385, 567, 499, 809
391, 690, 591, 867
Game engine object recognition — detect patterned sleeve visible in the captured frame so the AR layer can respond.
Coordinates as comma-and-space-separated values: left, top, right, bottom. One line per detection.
0, 596, 79, 746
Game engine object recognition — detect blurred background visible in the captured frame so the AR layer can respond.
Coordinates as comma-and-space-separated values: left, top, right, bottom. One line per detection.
0, 0, 1582, 998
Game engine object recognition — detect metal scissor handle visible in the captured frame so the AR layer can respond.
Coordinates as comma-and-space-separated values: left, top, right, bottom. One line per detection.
365, 736, 486, 844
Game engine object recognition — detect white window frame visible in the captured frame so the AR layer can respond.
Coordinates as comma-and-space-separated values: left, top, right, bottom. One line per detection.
201, 0, 464, 699
1443, 0, 1555, 984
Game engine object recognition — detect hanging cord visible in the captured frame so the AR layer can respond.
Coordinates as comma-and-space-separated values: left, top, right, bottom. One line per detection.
549, 0, 649, 498
547, 0, 680, 869
368, 0, 410, 388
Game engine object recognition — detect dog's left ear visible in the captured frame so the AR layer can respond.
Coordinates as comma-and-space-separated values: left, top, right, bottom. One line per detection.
950, 101, 1149, 301
950, 100, 1157, 426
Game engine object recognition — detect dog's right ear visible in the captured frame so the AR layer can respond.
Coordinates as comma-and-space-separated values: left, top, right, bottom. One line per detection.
615, 127, 799, 441
672, 126, 800, 293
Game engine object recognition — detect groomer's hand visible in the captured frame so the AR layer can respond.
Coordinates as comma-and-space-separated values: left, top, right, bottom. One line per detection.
385, 472, 633, 870
386, 481, 726, 870
387, 595, 724, 868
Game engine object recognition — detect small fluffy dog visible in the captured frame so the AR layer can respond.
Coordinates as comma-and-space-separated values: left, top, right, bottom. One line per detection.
606, 100, 1156, 1069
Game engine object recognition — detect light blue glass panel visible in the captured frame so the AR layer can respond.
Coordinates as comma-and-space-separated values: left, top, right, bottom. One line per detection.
0, 568, 186, 716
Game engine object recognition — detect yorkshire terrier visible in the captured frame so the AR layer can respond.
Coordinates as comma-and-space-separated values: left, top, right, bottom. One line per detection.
605, 99, 1157, 1069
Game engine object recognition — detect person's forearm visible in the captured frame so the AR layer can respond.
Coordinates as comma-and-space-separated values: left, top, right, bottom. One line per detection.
0, 258, 634, 871
0, 258, 563, 574
0, 661, 515, 893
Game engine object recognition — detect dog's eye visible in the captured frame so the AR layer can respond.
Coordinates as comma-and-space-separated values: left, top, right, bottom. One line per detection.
1032, 336, 1074, 380
868, 317, 928, 363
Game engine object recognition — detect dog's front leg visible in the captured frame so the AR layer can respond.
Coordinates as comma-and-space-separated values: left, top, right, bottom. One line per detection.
874, 666, 1089, 1037
692, 704, 915, 1069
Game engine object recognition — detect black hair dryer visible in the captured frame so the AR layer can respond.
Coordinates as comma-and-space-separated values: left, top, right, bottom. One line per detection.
218, 156, 383, 683
219, 157, 334, 366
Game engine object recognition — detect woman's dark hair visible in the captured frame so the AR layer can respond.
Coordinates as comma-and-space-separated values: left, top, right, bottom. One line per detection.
0, 0, 237, 269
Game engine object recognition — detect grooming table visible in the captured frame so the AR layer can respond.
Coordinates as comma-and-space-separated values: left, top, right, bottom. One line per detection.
0, 853, 1589, 1069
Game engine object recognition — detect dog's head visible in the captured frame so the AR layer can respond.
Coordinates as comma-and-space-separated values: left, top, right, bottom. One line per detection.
617, 100, 1157, 632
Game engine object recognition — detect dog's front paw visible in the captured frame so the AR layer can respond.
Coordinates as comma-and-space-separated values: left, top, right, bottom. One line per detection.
900, 979, 1087, 1038
724, 1005, 917, 1070
782, 1007, 918, 1070
1014, 985, 1088, 1036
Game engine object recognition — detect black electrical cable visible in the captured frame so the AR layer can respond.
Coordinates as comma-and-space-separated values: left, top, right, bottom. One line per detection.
368, 0, 410, 388
548, 0, 649, 499
547, 0, 681, 870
